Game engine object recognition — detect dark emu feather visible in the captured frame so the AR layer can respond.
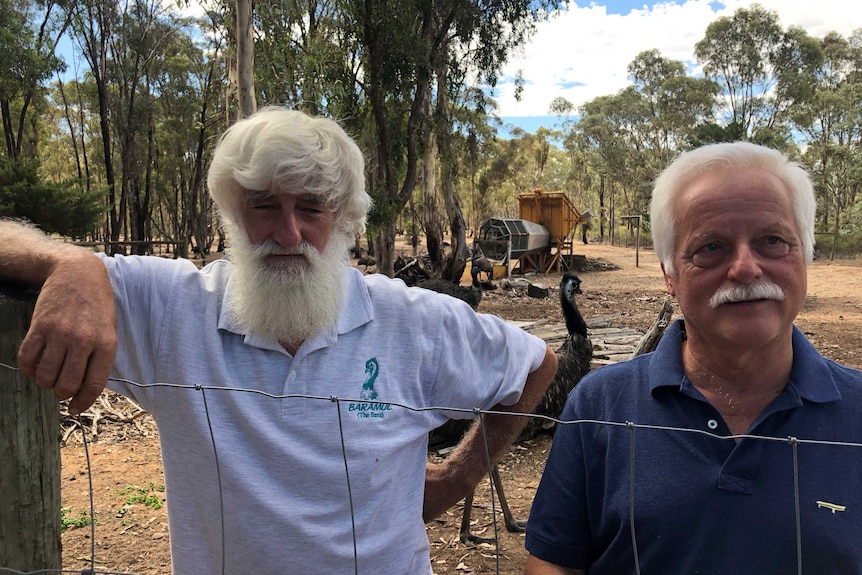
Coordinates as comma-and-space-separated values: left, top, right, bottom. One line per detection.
518, 273, 592, 441
428, 273, 593, 543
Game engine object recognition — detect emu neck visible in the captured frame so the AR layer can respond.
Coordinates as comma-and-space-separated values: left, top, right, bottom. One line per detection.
563, 295, 587, 338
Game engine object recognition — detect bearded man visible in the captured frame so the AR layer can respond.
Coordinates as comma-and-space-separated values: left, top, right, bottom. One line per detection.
0, 107, 557, 575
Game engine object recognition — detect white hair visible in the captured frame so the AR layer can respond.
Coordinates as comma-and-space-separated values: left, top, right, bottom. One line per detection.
207, 106, 372, 237
650, 142, 816, 276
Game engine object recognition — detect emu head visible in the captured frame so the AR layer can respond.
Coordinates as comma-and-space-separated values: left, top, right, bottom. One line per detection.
560, 273, 582, 302
560, 273, 588, 338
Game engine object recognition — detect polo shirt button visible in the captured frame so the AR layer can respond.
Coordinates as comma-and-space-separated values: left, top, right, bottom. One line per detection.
707, 419, 718, 430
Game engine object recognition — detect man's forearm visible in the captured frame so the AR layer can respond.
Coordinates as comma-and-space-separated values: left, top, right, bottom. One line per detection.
449, 344, 558, 484
423, 344, 558, 522
0, 219, 86, 286
1, 218, 118, 413
525, 554, 584, 575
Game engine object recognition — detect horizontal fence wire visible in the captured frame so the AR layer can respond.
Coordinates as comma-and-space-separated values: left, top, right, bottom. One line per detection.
2, 362, 862, 575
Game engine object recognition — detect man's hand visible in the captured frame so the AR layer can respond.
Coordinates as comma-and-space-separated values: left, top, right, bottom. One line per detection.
17, 254, 117, 414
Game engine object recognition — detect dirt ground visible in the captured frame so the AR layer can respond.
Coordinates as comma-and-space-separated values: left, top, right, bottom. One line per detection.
57, 242, 862, 575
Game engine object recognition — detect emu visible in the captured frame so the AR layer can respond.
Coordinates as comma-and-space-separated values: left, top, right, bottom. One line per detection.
429, 273, 593, 544
470, 245, 494, 283
416, 277, 482, 311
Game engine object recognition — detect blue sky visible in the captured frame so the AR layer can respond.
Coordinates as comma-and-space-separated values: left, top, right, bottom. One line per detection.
496, 0, 862, 135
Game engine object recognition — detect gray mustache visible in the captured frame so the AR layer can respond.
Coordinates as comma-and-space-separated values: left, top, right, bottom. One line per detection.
709, 283, 785, 308
252, 240, 311, 257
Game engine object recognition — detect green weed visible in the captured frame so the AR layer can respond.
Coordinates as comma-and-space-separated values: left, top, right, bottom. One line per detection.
117, 482, 165, 511
61, 507, 95, 531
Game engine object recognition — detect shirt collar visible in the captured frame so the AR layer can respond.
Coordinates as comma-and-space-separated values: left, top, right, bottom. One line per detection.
648, 319, 841, 403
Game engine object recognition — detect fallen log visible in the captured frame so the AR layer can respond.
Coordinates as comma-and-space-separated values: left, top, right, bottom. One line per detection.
629, 297, 675, 358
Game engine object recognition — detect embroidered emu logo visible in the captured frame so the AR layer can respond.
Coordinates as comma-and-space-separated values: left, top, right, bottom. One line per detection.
359, 357, 379, 401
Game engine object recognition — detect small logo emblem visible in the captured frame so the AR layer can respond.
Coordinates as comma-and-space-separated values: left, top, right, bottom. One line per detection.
359, 357, 379, 401
816, 501, 846, 514
349, 357, 390, 419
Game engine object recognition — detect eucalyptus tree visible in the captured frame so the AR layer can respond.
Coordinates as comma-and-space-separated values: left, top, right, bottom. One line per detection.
694, 4, 819, 144
39, 80, 92, 184
149, 13, 226, 258
254, 0, 359, 118
68, 0, 121, 243
50, 77, 88, 183
626, 49, 718, 164
453, 90, 504, 234
96, 0, 199, 253
344, 0, 565, 277
0, 0, 68, 160
474, 136, 527, 221
561, 50, 718, 241
793, 31, 862, 234
235, 0, 255, 117
577, 92, 642, 242
550, 96, 596, 215
625, 50, 719, 226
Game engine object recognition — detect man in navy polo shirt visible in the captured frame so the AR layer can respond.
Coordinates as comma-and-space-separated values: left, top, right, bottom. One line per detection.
525, 142, 862, 574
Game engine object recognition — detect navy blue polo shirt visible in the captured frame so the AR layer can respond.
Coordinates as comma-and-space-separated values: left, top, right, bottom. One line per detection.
526, 319, 862, 574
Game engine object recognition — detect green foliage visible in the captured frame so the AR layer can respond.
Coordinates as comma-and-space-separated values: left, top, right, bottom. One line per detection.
118, 482, 165, 511
831, 233, 862, 256
815, 229, 862, 258
694, 4, 822, 140
688, 121, 746, 147
61, 507, 95, 531
0, 157, 104, 238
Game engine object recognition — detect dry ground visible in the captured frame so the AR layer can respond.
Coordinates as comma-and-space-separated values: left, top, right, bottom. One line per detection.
56, 242, 862, 575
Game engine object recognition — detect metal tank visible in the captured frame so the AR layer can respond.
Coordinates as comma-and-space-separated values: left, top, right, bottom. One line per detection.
476, 218, 550, 263
477, 189, 587, 274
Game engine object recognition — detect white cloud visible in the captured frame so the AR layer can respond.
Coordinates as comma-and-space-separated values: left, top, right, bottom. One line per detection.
495, 0, 862, 118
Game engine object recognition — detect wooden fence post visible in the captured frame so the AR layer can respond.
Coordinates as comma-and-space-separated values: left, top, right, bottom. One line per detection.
0, 286, 61, 571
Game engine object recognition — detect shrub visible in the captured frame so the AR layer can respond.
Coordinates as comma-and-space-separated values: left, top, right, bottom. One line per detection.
0, 157, 104, 239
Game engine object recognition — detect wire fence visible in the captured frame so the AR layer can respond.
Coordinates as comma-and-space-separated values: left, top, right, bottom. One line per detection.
2, 361, 862, 575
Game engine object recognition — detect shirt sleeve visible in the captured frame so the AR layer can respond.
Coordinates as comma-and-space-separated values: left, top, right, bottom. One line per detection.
429, 302, 549, 416
100, 254, 189, 409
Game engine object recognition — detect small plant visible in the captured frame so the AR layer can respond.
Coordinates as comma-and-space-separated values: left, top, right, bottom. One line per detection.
61, 507, 95, 531
117, 483, 165, 511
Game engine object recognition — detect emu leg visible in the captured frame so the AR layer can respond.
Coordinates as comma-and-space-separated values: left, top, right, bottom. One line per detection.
458, 464, 525, 545
459, 489, 490, 545
491, 464, 526, 533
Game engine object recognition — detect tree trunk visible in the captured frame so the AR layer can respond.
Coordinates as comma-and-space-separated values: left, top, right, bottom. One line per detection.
1, 100, 17, 159
56, 79, 84, 181
629, 297, 674, 357
373, 221, 396, 278
599, 173, 606, 242
434, 67, 468, 283
423, 125, 444, 273
236, 0, 256, 119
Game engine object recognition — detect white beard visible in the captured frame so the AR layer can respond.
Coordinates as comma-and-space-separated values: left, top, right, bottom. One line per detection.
224, 227, 351, 347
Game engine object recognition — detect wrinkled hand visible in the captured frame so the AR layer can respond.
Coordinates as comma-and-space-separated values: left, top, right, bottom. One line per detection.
423, 460, 474, 523
17, 255, 117, 414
